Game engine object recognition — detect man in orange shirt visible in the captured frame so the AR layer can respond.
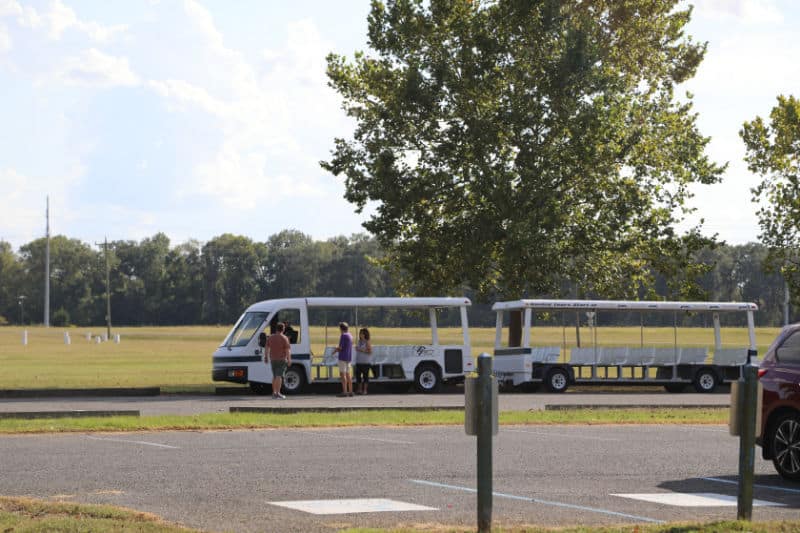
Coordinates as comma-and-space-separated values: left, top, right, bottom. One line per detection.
265, 322, 292, 399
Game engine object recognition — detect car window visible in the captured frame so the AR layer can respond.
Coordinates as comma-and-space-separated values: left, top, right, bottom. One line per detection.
777, 331, 800, 364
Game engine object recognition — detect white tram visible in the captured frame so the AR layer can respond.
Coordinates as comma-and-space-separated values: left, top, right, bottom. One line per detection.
492, 299, 758, 393
212, 297, 473, 394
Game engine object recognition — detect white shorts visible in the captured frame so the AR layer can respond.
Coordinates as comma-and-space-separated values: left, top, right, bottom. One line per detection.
338, 360, 351, 374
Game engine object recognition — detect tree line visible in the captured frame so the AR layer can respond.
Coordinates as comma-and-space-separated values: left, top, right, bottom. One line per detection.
0, 230, 392, 328
0, 231, 792, 328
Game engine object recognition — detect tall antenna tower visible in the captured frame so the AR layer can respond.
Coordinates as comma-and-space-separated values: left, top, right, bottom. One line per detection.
95, 237, 112, 339
44, 196, 50, 327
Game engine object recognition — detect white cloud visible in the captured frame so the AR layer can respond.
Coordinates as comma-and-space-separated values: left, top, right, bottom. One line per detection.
0, 23, 10, 53
676, 1, 799, 244
17, 6, 42, 30
0, 1, 368, 247
44, 0, 77, 39
0, 1, 41, 42
6, 0, 125, 41
691, 0, 783, 24
183, 0, 224, 50
260, 19, 337, 94
78, 20, 126, 43
148, 2, 348, 210
147, 79, 228, 117
44, 0, 126, 41
56, 48, 139, 88
0, 0, 21, 18
693, 33, 800, 97
0, 166, 84, 245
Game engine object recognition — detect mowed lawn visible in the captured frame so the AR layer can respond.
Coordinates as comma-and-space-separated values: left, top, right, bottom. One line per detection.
0, 325, 782, 390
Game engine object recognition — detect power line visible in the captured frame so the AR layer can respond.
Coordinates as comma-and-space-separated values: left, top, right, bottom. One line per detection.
44, 196, 50, 327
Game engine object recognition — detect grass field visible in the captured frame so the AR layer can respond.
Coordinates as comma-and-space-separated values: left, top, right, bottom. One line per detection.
0, 496, 196, 532
0, 407, 730, 434
343, 523, 800, 533
0, 325, 781, 390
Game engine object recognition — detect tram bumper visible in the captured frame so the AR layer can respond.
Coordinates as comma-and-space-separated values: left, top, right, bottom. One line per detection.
212, 366, 248, 384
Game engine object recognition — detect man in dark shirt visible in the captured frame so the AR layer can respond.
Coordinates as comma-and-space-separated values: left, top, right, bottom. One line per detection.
265, 323, 291, 399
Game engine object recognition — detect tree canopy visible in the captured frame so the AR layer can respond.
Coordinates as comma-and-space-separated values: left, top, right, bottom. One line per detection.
0, 232, 394, 326
323, 0, 723, 300
0, 234, 793, 327
741, 95, 800, 302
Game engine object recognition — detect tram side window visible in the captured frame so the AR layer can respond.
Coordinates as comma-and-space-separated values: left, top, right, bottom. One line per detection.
777, 331, 800, 364
269, 308, 301, 344
226, 312, 269, 348
496, 311, 523, 348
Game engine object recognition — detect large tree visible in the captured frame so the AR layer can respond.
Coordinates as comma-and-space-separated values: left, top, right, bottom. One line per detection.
18, 236, 104, 326
264, 230, 323, 299
201, 234, 265, 324
741, 95, 800, 305
323, 0, 722, 299
113, 233, 171, 325
317, 234, 390, 297
162, 240, 204, 325
0, 241, 22, 324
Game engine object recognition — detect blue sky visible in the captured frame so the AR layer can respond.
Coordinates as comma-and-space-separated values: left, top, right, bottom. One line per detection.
1, 0, 798, 250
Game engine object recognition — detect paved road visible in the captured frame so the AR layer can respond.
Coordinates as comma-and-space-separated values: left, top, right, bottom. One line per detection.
1, 424, 796, 532
0, 389, 732, 416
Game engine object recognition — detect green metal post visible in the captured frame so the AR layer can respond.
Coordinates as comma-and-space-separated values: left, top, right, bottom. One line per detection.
737, 362, 758, 520
477, 353, 493, 532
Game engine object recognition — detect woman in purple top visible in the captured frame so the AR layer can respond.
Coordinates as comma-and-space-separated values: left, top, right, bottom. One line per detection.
332, 322, 354, 397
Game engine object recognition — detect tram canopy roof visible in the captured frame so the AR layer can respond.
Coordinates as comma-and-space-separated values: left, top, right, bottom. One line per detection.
246, 297, 470, 312
491, 299, 758, 313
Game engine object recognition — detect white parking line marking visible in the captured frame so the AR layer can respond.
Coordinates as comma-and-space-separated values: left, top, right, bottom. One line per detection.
269, 498, 436, 515
683, 426, 728, 433
703, 476, 800, 495
296, 430, 414, 445
503, 428, 622, 442
613, 492, 784, 507
86, 436, 178, 449
409, 479, 663, 523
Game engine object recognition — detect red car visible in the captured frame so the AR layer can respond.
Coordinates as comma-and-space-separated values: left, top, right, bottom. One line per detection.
758, 323, 800, 480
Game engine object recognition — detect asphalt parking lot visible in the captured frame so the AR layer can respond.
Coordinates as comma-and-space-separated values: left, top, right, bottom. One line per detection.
0, 423, 796, 532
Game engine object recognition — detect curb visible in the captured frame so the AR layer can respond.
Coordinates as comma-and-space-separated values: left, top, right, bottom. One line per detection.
0, 410, 141, 420
0, 388, 160, 398
230, 406, 464, 414
544, 404, 729, 410
215, 387, 251, 395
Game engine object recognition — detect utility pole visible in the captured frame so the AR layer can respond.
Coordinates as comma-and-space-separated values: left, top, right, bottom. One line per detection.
784, 279, 790, 326
95, 237, 112, 339
18, 295, 25, 324
44, 196, 50, 327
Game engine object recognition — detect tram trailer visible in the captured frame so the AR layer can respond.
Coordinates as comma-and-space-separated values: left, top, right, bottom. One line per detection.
491, 299, 759, 394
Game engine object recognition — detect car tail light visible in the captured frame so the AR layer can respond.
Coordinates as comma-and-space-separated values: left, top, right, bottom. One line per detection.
758, 368, 767, 379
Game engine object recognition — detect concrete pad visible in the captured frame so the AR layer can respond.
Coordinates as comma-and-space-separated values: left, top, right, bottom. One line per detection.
612, 492, 784, 507
268, 498, 437, 515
